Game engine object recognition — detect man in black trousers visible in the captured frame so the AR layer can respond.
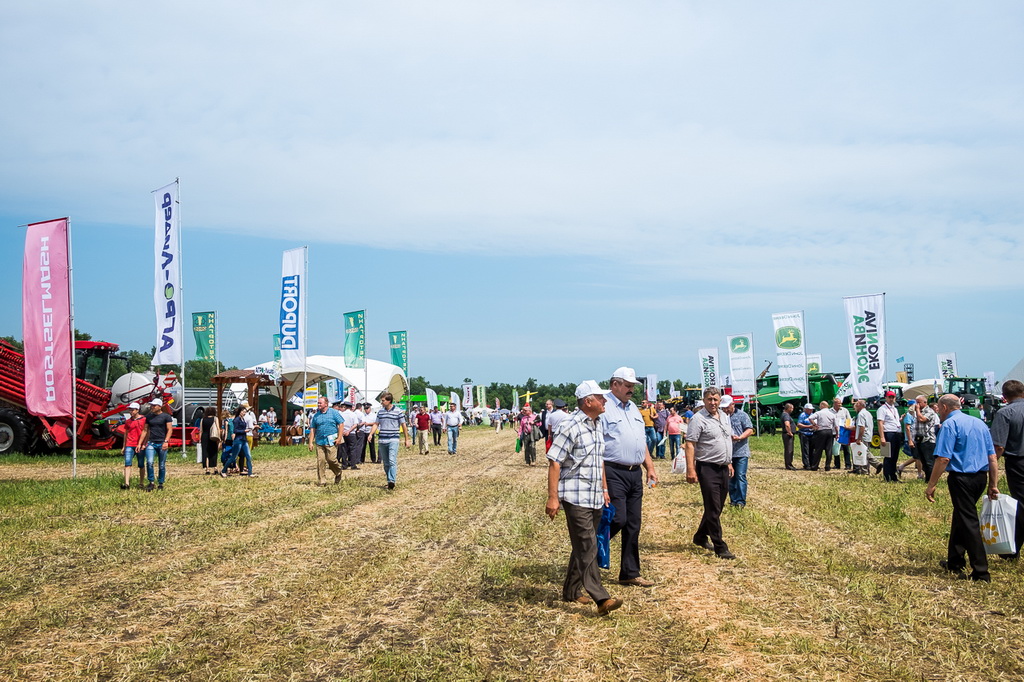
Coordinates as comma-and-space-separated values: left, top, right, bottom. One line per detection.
685, 387, 736, 559
990, 379, 1024, 560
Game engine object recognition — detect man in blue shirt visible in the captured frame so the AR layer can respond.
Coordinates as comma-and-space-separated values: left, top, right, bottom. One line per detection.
724, 396, 754, 507
925, 394, 1000, 582
307, 396, 345, 486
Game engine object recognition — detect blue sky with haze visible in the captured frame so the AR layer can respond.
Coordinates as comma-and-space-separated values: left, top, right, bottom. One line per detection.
2, 1, 1022, 386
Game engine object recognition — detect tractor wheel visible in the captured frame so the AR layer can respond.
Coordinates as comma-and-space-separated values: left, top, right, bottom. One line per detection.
870, 434, 881, 448
0, 408, 30, 455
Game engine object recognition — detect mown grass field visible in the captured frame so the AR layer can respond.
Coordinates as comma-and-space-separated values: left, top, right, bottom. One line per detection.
1, 428, 1022, 681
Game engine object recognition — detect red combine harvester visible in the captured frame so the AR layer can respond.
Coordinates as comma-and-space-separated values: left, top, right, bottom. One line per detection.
0, 339, 198, 454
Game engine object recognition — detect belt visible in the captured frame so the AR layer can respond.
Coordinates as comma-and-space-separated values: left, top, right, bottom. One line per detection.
604, 461, 642, 471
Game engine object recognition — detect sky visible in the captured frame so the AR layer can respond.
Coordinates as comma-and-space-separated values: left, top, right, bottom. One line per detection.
2, 1, 1022, 387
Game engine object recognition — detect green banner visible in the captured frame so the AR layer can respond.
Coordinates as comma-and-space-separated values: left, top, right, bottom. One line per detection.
389, 330, 408, 374
273, 334, 282, 376
345, 310, 366, 369
192, 311, 216, 361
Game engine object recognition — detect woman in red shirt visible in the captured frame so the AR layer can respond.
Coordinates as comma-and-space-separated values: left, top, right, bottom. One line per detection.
121, 402, 146, 489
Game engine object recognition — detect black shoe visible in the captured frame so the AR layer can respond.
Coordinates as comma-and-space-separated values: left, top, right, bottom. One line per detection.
716, 550, 736, 560
120, 483, 130, 490
785, 466, 797, 470
334, 474, 342, 484
387, 481, 395, 490
350, 466, 359, 470
693, 538, 714, 551
939, 560, 967, 579
157, 484, 164, 491
970, 574, 992, 582
146, 483, 155, 492
999, 553, 1020, 561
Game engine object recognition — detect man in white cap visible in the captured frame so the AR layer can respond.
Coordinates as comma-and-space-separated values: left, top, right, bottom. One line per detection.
545, 380, 622, 616
685, 387, 736, 559
600, 366, 658, 587
139, 398, 174, 491
121, 402, 146, 489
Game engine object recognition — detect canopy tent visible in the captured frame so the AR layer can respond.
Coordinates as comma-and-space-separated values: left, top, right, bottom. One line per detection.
1001, 357, 1024, 389
901, 378, 943, 401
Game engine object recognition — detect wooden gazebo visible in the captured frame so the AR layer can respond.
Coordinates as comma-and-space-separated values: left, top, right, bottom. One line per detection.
210, 369, 301, 446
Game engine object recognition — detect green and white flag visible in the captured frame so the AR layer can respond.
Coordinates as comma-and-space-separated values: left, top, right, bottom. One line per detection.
388, 330, 408, 374
726, 334, 755, 396
937, 352, 958, 379
698, 349, 719, 391
806, 354, 822, 375
843, 294, 885, 399
772, 311, 807, 398
272, 333, 283, 380
192, 311, 216, 361
344, 310, 365, 369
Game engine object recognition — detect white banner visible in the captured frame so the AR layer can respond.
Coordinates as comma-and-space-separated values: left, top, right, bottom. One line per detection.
645, 374, 658, 402
937, 352, 958, 379
425, 387, 438, 410
698, 348, 720, 391
451, 391, 461, 411
152, 181, 183, 366
513, 390, 520, 411
843, 294, 886, 400
772, 311, 807, 398
835, 373, 854, 400
806, 354, 822, 374
727, 334, 756, 396
669, 388, 680, 399
279, 247, 307, 369
462, 383, 474, 407
985, 371, 996, 393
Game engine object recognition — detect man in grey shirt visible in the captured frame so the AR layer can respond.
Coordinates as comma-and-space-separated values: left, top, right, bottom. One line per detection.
991, 379, 1024, 559
685, 387, 736, 559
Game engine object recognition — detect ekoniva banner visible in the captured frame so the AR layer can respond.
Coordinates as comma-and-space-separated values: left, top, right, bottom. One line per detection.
462, 383, 474, 407
152, 181, 183, 366
772, 311, 807, 398
388, 331, 408, 375
806, 354, 822, 375
477, 385, 486, 408
727, 334, 756, 396
645, 374, 658, 402
22, 218, 73, 417
425, 387, 438, 410
344, 310, 365, 369
698, 348, 719, 391
279, 247, 306, 369
192, 311, 216, 361
843, 294, 886, 399
937, 352, 958, 379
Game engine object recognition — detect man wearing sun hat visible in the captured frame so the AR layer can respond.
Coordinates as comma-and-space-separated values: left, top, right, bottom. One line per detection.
600, 366, 658, 588
545, 380, 622, 616
121, 402, 146, 490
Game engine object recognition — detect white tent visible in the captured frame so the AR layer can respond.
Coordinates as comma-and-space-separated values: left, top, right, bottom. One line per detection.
901, 378, 943, 400
1001, 357, 1024, 388
233, 355, 408, 403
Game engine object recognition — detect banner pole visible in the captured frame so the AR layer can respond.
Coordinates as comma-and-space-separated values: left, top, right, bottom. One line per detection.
302, 247, 308, 430
67, 218, 77, 480
177, 179, 186, 460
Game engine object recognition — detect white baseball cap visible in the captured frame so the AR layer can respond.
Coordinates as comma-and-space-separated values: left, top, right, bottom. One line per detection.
575, 380, 611, 400
128, 402, 141, 410
611, 366, 638, 384
720, 394, 734, 407
149, 398, 163, 406
804, 403, 814, 410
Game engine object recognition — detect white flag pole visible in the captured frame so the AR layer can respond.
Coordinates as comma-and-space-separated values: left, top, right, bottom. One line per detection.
176, 179, 186, 459
67, 219, 77, 480
302, 247, 308, 430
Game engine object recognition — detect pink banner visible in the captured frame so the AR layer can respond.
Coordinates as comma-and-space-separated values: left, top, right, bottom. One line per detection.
22, 219, 73, 417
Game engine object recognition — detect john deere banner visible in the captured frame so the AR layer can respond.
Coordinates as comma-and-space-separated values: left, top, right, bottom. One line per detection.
937, 352, 958, 379
843, 293, 886, 399
279, 247, 307, 369
388, 330, 408, 374
22, 218, 73, 418
344, 310, 365, 369
727, 334, 756, 396
697, 349, 719, 391
645, 374, 658, 402
806, 354, 822, 375
462, 383, 474, 407
192, 311, 216, 361
152, 181, 183, 366
772, 311, 807, 398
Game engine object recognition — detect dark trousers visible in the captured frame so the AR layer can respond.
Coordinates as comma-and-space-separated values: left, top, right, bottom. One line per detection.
946, 471, 990, 580
605, 465, 644, 581
431, 425, 442, 445
809, 430, 833, 470
341, 434, 361, 468
201, 437, 218, 468
782, 432, 795, 468
837, 442, 852, 469
799, 432, 812, 468
1004, 456, 1024, 557
561, 501, 611, 603
361, 432, 377, 463
694, 460, 730, 553
882, 431, 903, 481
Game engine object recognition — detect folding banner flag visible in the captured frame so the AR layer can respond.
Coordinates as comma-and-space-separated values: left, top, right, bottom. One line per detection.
513, 390, 520, 411
477, 385, 486, 408
727, 334, 756, 396
937, 352, 958, 379
462, 383, 474, 407
344, 310, 365, 369
451, 391, 461, 411
772, 311, 807, 398
426, 388, 438, 410
22, 218, 73, 418
806, 354, 822, 375
192, 311, 216, 361
843, 294, 886, 399
152, 181, 183, 366
388, 331, 408, 374
279, 247, 307, 369
698, 349, 720, 391
645, 374, 658, 402
272, 334, 283, 379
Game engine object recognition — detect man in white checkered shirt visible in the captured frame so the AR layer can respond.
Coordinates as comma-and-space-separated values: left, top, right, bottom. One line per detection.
545, 380, 623, 617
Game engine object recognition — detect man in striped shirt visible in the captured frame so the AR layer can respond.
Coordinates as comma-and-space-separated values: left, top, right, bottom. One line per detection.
545, 380, 622, 616
374, 392, 408, 490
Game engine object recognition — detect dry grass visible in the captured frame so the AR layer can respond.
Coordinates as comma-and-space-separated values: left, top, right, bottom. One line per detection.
0, 428, 1022, 680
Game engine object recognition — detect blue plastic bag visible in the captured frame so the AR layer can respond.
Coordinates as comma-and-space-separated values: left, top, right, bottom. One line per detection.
597, 503, 616, 570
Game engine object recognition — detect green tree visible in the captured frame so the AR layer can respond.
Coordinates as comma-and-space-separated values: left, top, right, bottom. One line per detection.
1, 335, 23, 351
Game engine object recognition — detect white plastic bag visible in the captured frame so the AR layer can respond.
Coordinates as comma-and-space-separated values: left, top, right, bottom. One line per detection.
851, 442, 868, 466
671, 454, 687, 475
980, 495, 1018, 555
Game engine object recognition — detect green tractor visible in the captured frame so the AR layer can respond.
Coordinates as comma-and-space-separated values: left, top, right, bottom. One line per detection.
943, 377, 1003, 424
752, 373, 846, 434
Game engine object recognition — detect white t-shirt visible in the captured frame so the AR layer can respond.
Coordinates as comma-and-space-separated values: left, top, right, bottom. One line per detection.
856, 409, 874, 441
877, 403, 901, 433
